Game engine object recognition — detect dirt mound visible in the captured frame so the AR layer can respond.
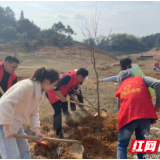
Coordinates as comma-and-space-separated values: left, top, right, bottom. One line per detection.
29, 114, 118, 159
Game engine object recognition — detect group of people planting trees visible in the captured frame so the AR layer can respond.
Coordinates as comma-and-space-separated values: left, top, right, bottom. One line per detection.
0, 55, 88, 158
0, 55, 159, 159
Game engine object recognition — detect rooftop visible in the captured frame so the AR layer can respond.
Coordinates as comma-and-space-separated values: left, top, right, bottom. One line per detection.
140, 54, 153, 57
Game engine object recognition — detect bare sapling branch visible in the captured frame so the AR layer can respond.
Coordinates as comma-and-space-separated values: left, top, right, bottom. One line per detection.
80, 7, 102, 130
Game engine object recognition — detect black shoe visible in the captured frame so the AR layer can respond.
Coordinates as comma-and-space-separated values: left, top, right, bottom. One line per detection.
57, 132, 64, 139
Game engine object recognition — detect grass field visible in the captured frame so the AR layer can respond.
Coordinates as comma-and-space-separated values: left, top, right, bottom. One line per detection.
18, 52, 28, 57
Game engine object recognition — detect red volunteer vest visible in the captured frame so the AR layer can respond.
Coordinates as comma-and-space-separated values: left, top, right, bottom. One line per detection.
153, 62, 159, 70
0, 61, 17, 90
115, 76, 158, 130
47, 71, 79, 104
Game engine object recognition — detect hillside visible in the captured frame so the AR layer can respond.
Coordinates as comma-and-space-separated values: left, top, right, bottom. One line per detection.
0, 43, 117, 80
0, 42, 114, 56
115, 47, 160, 61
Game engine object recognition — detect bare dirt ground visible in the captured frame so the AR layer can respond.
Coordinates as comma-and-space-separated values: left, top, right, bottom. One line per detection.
1, 44, 160, 159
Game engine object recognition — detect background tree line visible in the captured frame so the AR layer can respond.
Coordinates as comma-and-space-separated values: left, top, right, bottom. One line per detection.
84, 33, 160, 53
0, 6, 75, 47
1, 6, 160, 52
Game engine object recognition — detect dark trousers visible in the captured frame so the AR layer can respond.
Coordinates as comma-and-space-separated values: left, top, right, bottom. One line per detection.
46, 93, 69, 136
52, 100, 69, 135
70, 90, 83, 111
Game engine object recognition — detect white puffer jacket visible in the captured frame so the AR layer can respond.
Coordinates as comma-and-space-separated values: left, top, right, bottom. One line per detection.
0, 79, 45, 133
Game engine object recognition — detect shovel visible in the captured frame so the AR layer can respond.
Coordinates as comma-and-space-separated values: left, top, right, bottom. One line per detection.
0, 87, 84, 158
56, 96, 108, 117
74, 90, 108, 117
74, 89, 94, 106
0, 86, 50, 147
13, 134, 84, 159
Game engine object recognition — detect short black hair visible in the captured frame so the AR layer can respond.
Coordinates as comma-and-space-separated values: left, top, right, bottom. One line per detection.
5, 55, 20, 64
120, 58, 132, 70
76, 68, 89, 77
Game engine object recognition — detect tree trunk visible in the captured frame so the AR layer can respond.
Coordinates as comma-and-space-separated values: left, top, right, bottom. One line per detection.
93, 53, 101, 131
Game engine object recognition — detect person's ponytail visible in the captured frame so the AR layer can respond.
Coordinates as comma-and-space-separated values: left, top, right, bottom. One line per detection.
30, 67, 59, 83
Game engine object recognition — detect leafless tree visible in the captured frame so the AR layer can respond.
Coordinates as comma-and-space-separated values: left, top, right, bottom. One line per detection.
80, 7, 112, 130
78, 42, 82, 59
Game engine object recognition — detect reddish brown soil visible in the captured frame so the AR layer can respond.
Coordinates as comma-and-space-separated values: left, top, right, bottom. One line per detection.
29, 114, 118, 159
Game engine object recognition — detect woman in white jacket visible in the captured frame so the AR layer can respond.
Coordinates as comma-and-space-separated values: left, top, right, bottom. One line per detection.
0, 67, 59, 159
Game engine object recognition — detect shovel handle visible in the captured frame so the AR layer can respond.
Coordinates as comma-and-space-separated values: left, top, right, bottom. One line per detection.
74, 89, 94, 106
56, 96, 98, 110
73, 91, 107, 113
56, 96, 107, 113
0, 86, 4, 95
13, 134, 78, 143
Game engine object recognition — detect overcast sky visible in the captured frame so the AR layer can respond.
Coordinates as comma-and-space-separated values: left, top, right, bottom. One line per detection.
0, 1, 160, 41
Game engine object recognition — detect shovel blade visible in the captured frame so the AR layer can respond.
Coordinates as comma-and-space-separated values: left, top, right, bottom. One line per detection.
69, 143, 84, 159
37, 141, 49, 146
94, 111, 107, 118
101, 111, 108, 117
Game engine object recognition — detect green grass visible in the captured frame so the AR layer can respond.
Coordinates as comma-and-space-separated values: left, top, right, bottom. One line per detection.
18, 52, 27, 57
66, 52, 76, 55
34, 54, 56, 59
51, 55, 57, 59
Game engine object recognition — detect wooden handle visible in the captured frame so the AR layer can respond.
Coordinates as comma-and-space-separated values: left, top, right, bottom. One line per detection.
81, 95, 94, 106
56, 96, 107, 113
72, 91, 107, 113
56, 96, 98, 110
0, 86, 4, 95
13, 134, 78, 143
74, 90, 94, 106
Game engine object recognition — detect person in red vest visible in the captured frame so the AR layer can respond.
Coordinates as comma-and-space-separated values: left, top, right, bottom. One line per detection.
153, 60, 160, 71
115, 70, 159, 159
46, 68, 89, 138
0, 55, 20, 98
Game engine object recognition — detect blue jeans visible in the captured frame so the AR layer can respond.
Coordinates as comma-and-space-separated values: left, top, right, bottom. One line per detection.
117, 119, 150, 159
0, 125, 30, 159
